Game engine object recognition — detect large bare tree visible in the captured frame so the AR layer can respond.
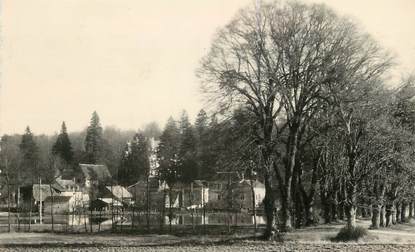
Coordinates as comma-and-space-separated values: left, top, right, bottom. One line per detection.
197, 0, 392, 235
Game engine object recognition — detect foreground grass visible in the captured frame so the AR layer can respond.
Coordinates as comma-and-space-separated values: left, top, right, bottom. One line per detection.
2, 219, 415, 251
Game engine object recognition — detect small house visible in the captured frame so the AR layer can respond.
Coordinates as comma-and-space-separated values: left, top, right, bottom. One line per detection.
128, 177, 169, 209
234, 180, 265, 210
19, 183, 64, 210
55, 176, 90, 209
180, 180, 209, 209
44, 195, 73, 214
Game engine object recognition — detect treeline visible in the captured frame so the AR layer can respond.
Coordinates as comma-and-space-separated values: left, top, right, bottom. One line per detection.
0, 108, 248, 188
196, 0, 415, 239
0, 112, 161, 187
119, 108, 258, 186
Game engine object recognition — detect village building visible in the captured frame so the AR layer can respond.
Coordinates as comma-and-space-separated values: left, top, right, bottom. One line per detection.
128, 177, 169, 209
55, 176, 90, 209
233, 180, 265, 210
43, 195, 74, 214
79, 163, 112, 188
90, 185, 124, 211
206, 179, 265, 211
105, 185, 132, 204
19, 183, 64, 210
208, 181, 228, 203
176, 180, 209, 209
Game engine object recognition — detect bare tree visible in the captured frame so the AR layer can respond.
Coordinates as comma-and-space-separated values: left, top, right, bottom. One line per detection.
198, 1, 391, 234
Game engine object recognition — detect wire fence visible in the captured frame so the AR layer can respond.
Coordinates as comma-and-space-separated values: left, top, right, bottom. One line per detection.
0, 205, 266, 235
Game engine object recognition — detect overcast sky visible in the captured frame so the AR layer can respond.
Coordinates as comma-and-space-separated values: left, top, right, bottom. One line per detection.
1, 0, 414, 135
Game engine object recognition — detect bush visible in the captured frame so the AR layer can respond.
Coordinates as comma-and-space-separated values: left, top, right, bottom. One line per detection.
332, 226, 367, 242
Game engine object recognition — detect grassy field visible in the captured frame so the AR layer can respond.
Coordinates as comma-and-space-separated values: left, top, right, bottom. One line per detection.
1, 219, 415, 251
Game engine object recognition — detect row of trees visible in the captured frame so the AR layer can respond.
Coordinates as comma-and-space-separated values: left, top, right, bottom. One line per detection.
197, 0, 415, 239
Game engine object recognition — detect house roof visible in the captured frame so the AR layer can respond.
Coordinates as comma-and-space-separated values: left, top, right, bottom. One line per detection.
97, 198, 123, 206
44, 195, 72, 203
106, 185, 132, 199
238, 180, 265, 189
56, 177, 78, 189
193, 180, 208, 187
128, 178, 169, 190
79, 164, 111, 182
32, 184, 64, 202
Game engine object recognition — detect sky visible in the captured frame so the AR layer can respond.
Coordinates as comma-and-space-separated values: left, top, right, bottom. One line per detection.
1, 0, 414, 135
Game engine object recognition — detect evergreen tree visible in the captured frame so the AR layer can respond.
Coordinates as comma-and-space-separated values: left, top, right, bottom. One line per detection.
178, 111, 198, 182
84, 111, 103, 164
52, 121, 74, 164
195, 109, 208, 139
157, 117, 180, 186
194, 109, 213, 179
19, 126, 40, 182
118, 133, 150, 186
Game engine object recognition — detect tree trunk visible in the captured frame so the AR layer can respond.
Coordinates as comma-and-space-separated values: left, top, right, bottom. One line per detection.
262, 176, 276, 240
49, 185, 54, 232
250, 179, 257, 239
331, 193, 338, 222
401, 202, 407, 223
345, 183, 357, 228
409, 202, 413, 219
361, 207, 369, 218
337, 186, 345, 221
392, 204, 397, 225
380, 205, 386, 227
98, 208, 102, 232
371, 204, 380, 229
322, 196, 331, 224
294, 191, 303, 228
396, 202, 401, 223
280, 128, 299, 232
386, 204, 392, 227
303, 199, 314, 226
338, 203, 344, 221
345, 134, 358, 229
279, 188, 293, 231
346, 205, 356, 228
300, 158, 319, 227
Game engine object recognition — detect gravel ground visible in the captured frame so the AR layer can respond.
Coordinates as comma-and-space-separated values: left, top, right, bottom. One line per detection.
1, 243, 415, 252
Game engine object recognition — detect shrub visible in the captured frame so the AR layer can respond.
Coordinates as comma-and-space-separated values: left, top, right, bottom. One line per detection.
332, 226, 367, 242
